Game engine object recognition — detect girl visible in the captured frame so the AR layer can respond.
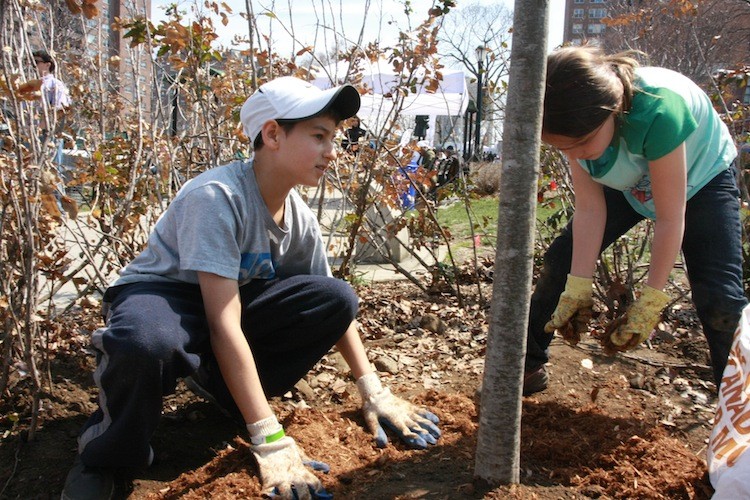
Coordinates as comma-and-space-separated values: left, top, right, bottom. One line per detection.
524, 46, 747, 395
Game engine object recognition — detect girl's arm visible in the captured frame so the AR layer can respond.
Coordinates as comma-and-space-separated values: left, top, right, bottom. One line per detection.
645, 143, 687, 290
569, 159, 607, 278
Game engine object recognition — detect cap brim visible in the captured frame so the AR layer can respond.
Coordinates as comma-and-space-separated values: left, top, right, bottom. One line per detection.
284, 84, 361, 122
321, 84, 361, 121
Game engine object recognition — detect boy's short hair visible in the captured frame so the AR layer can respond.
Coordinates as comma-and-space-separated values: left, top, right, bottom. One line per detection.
240, 76, 360, 146
252, 119, 298, 150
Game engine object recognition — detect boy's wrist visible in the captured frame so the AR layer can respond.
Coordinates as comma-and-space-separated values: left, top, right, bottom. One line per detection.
247, 415, 285, 445
356, 372, 384, 401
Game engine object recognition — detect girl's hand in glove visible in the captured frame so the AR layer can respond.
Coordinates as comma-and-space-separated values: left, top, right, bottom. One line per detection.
544, 274, 594, 334
609, 285, 670, 350
356, 373, 441, 449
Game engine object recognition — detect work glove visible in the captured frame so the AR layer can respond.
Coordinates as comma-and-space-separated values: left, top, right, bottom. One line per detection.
544, 274, 595, 344
608, 285, 670, 351
248, 417, 332, 500
356, 373, 441, 449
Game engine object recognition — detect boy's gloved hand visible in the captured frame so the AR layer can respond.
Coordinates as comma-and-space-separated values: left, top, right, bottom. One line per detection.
356, 373, 441, 449
609, 285, 670, 350
248, 417, 332, 500
544, 274, 594, 334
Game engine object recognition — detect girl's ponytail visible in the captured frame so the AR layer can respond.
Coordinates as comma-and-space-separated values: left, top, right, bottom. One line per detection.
604, 51, 643, 113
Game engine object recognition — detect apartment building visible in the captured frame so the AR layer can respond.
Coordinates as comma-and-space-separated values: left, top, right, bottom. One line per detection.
562, 0, 608, 45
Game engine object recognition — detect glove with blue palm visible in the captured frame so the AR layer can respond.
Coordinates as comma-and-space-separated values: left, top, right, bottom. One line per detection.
356, 373, 441, 449
248, 416, 332, 500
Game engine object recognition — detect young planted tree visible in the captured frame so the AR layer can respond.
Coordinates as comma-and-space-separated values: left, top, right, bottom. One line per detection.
474, 0, 549, 486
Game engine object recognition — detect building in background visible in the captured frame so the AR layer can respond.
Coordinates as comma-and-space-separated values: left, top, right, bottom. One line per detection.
562, 0, 608, 45
108, 0, 153, 116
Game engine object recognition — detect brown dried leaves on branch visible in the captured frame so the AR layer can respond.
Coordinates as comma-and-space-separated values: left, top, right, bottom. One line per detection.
64, 0, 99, 19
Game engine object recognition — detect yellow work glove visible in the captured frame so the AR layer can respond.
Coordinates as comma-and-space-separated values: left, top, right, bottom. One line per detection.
609, 285, 670, 350
544, 274, 594, 338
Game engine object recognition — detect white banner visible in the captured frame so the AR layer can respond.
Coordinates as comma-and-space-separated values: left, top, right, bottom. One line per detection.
707, 304, 750, 498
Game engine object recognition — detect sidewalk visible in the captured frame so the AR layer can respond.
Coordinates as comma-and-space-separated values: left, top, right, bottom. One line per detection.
331, 249, 439, 283
307, 186, 441, 283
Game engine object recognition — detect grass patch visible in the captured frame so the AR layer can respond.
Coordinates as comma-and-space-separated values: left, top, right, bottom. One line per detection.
436, 195, 566, 245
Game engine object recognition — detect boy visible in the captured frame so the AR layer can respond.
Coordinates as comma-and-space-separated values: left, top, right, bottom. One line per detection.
61, 76, 441, 500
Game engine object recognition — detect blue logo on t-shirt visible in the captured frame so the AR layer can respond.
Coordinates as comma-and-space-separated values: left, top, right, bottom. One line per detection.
238, 253, 276, 280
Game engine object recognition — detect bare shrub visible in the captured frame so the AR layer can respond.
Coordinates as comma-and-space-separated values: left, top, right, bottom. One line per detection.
471, 161, 502, 194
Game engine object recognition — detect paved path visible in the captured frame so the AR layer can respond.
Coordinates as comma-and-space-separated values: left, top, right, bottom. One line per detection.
304, 186, 441, 282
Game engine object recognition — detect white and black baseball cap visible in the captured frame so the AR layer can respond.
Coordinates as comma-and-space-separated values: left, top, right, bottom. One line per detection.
240, 76, 361, 143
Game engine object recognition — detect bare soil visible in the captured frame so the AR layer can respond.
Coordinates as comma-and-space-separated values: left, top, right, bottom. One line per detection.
0, 279, 717, 499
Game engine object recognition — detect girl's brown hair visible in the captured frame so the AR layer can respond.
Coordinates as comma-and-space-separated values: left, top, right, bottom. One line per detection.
543, 45, 643, 138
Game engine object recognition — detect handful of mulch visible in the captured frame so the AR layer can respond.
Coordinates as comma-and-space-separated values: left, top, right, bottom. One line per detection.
558, 308, 633, 357
558, 307, 595, 346
596, 314, 629, 356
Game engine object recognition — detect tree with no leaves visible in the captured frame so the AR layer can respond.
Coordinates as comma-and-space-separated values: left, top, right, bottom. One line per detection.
437, 2, 514, 146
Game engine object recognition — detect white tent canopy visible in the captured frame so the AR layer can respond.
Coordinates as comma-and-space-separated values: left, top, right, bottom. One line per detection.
312, 59, 469, 144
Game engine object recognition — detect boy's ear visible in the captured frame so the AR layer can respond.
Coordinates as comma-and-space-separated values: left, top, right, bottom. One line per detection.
260, 120, 283, 150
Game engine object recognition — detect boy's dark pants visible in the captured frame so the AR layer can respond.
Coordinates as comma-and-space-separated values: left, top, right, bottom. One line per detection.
77, 275, 358, 469
526, 168, 747, 386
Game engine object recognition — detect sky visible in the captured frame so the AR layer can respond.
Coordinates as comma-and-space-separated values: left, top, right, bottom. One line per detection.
151, 0, 566, 58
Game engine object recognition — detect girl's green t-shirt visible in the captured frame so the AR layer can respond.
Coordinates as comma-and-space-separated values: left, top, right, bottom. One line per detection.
578, 67, 737, 219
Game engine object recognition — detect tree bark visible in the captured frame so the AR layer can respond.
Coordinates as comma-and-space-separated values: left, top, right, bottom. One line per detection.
474, 0, 549, 486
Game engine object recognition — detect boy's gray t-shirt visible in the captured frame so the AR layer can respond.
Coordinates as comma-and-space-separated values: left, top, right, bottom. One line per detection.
114, 160, 331, 287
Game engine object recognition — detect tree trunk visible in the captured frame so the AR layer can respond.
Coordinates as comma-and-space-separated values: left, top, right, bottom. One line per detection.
474, 0, 549, 486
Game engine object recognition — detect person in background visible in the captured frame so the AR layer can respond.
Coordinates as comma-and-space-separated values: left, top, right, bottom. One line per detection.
60, 76, 441, 500
341, 115, 367, 154
524, 45, 747, 396
436, 145, 462, 187
416, 140, 436, 171
32, 50, 71, 112
32, 50, 71, 215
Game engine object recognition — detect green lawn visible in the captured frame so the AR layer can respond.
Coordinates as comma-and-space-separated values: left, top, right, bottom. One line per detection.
436, 196, 564, 245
